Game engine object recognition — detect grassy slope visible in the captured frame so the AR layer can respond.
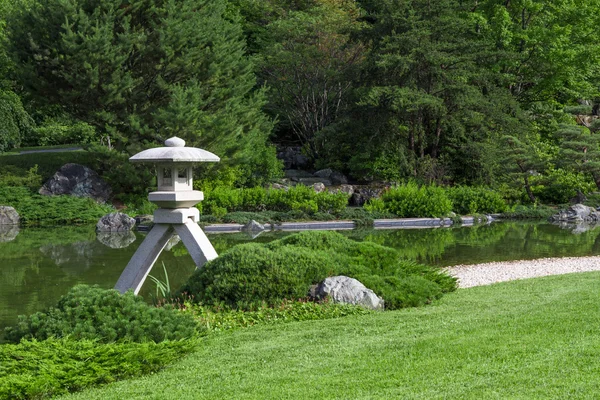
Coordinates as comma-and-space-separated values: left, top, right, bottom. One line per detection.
63, 272, 600, 399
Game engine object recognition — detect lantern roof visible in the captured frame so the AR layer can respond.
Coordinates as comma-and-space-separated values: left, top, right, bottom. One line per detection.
129, 136, 220, 164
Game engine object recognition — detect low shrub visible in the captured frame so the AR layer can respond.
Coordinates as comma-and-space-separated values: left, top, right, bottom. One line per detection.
0, 165, 42, 190
26, 118, 97, 146
178, 231, 457, 310
201, 185, 349, 216
529, 168, 595, 205
0, 186, 113, 225
3, 285, 200, 344
447, 186, 508, 215
380, 182, 453, 217
0, 338, 195, 400
186, 299, 371, 332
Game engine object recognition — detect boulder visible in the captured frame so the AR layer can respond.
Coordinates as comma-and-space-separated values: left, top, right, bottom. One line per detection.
350, 186, 385, 207
96, 231, 136, 249
134, 214, 153, 225
312, 182, 326, 193
310, 276, 384, 310
242, 219, 265, 232
297, 177, 332, 186
39, 163, 112, 203
96, 212, 136, 232
164, 234, 181, 251
314, 168, 348, 185
284, 169, 315, 181
0, 206, 19, 225
331, 184, 355, 196
550, 204, 600, 223
270, 183, 289, 191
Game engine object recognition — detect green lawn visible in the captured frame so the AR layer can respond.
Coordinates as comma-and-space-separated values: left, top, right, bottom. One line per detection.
62, 272, 600, 399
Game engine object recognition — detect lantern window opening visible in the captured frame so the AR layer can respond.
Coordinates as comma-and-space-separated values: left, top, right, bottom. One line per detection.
162, 167, 173, 186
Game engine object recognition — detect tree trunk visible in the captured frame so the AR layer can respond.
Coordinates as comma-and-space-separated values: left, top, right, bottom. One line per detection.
523, 174, 536, 203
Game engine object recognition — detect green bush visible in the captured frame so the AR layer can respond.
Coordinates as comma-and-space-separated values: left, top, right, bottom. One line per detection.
0, 338, 195, 400
25, 118, 97, 147
0, 165, 42, 190
0, 186, 113, 226
380, 182, 453, 217
3, 285, 200, 344
201, 185, 349, 216
530, 168, 595, 204
178, 231, 457, 310
0, 90, 33, 152
447, 186, 508, 215
564, 105, 593, 115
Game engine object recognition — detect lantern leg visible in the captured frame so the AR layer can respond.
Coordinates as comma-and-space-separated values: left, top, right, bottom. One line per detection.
174, 219, 218, 267
114, 224, 173, 294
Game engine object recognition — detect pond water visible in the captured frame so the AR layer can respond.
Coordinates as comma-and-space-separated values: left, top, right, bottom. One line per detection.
1, 221, 599, 329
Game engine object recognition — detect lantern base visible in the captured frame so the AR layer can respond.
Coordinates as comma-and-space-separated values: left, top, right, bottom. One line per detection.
148, 190, 203, 208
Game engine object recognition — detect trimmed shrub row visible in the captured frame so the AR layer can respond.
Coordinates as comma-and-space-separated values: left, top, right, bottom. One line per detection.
200, 184, 349, 216
178, 230, 457, 310
365, 183, 508, 218
3, 285, 201, 344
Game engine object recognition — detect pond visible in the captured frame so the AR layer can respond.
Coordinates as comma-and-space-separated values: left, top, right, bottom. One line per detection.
1, 221, 599, 329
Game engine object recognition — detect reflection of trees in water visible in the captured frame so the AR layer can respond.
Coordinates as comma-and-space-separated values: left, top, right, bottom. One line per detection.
350, 228, 456, 264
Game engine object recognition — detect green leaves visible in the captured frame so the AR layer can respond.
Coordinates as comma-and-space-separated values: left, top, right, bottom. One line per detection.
3, 285, 200, 343
179, 230, 457, 310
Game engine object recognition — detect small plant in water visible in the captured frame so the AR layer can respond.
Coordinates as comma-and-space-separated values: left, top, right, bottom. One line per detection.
149, 262, 171, 301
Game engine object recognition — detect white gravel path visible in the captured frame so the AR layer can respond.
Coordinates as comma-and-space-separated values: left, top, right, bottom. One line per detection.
445, 256, 600, 288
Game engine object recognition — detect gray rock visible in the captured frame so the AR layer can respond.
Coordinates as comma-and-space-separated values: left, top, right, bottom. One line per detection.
96, 212, 136, 232
297, 177, 332, 186
312, 182, 326, 193
134, 214, 153, 225
550, 204, 600, 223
242, 219, 265, 232
96, 231, 136, 248
164, 234, 181, 251
311, 276, 384, 310
39, 163, 112, 203
350, 186, 385, 207
314, 169, 348, 185
0, 224, 19, 242
0, 206, 19, 225
331, 184, 355, 196
285, 169, 315, 181
270, 183, 289, 191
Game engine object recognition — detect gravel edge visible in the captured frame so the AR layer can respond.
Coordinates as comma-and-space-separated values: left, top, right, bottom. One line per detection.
445, 256, 600, 288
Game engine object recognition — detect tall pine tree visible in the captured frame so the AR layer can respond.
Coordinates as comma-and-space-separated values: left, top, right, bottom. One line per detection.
6, 0, 279, 182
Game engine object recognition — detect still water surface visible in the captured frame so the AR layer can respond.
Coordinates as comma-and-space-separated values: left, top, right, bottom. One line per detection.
1, 221, 598, 329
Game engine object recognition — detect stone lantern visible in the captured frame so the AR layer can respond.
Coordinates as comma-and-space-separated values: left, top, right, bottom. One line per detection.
114, 136, 219, 294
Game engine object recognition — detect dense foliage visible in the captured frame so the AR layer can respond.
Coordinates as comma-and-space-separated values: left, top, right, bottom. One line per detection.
0, 338, 195, 399
200, 185, 349, 216
1, 0, 600, 205
3, 285, 200, 343
0, 186, 113, 225
179, 231, 457, 310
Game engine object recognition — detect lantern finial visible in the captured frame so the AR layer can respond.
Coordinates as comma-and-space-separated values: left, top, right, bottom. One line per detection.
165, 136, 185, 147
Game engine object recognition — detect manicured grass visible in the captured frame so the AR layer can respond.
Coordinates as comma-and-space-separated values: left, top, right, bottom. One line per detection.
61, 272, 600, 399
